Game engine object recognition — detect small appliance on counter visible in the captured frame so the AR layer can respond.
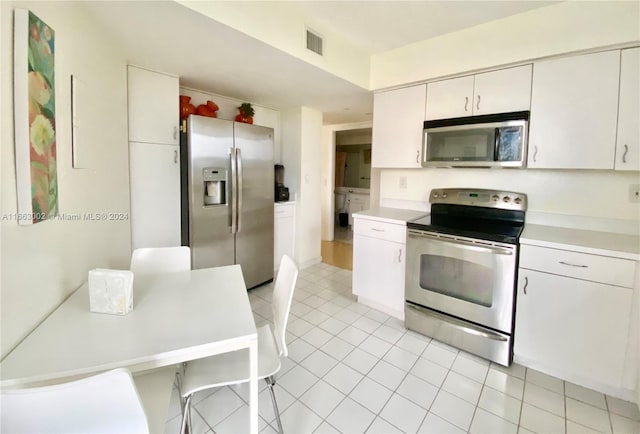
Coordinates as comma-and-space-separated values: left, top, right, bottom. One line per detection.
274, 164, 290, 202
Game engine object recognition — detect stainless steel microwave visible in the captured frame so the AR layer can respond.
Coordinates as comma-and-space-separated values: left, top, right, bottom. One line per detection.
422, 111, 529, 168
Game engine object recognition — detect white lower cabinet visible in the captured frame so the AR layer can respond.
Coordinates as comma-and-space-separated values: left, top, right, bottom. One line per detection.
353, 217, 406, 319
347, 194, 370, 227
515, 245, 635, 390
129, 142, 180, 250
274, 202, 295, 271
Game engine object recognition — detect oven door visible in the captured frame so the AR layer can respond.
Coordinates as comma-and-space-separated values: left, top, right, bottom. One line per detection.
405, 229, 517, 333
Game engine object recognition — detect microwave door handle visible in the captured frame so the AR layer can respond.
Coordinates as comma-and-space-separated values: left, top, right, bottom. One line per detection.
493, 128, 500, 161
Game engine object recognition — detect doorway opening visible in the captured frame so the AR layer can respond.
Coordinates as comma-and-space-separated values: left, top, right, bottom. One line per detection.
333, 128, 372, 244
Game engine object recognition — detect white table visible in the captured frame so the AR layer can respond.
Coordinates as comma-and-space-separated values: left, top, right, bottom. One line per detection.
0, 265, 259, 433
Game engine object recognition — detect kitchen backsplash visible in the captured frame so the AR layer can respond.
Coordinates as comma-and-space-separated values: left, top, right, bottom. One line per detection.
379, 168, 640, 223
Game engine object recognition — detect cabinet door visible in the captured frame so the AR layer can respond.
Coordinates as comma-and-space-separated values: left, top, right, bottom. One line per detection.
514, 269, 632, 387
128, 66, 179, 145
425, 75, 474, 120
129, 142, 181, 249
353, 232, 405, 313
615, 47, 640, 171
528, 51, 620, 169
274, 206, 294, 270
372, 84, 426, 168
473, 65, 532, 115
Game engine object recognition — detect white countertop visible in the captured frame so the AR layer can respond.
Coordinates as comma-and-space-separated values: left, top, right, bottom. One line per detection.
521, 224, 640, 261
353, 207, 428, 225
275, 201, 295, 206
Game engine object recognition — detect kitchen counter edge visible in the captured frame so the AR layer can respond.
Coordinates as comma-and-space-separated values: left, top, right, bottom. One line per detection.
352, 207, 428, 225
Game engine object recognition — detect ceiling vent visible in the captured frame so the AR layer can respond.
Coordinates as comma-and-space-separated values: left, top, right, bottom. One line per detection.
306, 29, 324, 56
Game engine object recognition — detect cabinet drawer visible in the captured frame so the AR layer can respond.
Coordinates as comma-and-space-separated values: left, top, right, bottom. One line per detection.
275, 205, 294, 218
520, 244, 636, 288
354, 218, 406, 244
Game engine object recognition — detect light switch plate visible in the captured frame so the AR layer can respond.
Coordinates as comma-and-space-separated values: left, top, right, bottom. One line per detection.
399, 176, 407, 189
629, 184, 640, 203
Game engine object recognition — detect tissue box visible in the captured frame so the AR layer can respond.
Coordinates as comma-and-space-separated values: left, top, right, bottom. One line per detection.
88, 269, 134, 315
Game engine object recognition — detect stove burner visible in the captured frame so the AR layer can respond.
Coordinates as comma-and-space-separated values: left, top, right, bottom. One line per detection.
408, 188, 527, 244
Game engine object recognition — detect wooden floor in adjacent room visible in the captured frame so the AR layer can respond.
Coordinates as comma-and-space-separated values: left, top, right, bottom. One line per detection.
321, 240, 353, 270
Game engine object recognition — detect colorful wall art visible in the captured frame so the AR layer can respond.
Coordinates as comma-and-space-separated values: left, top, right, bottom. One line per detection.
14, 9, 58, 225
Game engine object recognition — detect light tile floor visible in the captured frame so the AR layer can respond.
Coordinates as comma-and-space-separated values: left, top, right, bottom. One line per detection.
165, 263, 640, 434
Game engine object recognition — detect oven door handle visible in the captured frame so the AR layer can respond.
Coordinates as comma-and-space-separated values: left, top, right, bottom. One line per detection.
407, 230, 514, 256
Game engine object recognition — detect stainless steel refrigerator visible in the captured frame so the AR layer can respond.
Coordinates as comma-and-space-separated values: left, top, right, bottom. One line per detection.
181, 115, 274, 289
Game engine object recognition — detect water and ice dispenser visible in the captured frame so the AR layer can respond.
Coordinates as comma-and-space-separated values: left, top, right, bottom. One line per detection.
203, 167, 226, 206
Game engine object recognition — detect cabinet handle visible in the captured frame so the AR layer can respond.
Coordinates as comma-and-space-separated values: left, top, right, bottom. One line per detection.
476, 95, 481, 111
559, 261, 588, 268
174, 149, 178, 164
416, 150, 420, 163
532, 146, 538, 163
173, 126, 178, 140
464, 96, 469, 112
397, 249, 402, 263
523, 276, 528, 295
623, 144, 628, 163
371, 228, 385, 232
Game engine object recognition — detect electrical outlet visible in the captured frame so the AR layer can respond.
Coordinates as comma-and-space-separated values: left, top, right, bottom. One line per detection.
399, 176, 407, 189
630, 184, 640, 203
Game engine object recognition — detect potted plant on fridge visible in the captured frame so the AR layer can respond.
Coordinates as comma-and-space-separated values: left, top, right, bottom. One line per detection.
235, 102, 255, 124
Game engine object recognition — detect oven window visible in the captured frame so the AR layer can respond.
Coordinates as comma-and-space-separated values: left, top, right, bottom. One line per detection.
419, 254, 493, 307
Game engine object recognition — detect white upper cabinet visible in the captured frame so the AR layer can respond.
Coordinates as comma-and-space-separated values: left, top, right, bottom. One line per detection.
473, 66, 532, 115
425, 75, 474, 120
615, 47, 640, 171
528, 50, 621, 169
372, 84, 426, 168
425, 65, 532, 120
127, 66, 179, 145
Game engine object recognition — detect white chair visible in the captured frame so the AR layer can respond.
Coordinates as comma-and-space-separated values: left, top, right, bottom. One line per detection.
0, 367, 176, 434
179, 254, 299, 434
130, 246, 192, 415
130, 246, 191, 275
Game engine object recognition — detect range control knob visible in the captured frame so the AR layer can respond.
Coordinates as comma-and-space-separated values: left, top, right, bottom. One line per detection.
433, 193, 439, 198
514, 197, 522, 205
441, 193, 448, 198
491, 195, 500, 202
502, 196, 511, 203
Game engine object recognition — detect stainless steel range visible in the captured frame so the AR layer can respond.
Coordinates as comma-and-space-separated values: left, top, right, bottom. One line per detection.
405, 188, 527, 366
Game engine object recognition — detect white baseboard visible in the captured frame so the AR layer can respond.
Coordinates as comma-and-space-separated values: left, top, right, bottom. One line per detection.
299, 256, 322, 270
357, 296, 404, 321
513, 354, 637, 402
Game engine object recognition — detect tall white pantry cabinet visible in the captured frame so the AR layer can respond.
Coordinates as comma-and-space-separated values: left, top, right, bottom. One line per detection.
127, 66, 181, 250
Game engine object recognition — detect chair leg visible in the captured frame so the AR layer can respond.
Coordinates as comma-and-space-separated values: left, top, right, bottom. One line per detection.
176, 363, 187, 415
266, 376, 283, 434
180, 394, 193, 434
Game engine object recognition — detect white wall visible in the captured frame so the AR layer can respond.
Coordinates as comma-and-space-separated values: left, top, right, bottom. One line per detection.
177, 1, 370, 89
380, 168, 640, 231
371, 1, 640, 89
179, 86, 282, 163
282, 107, 322, 267
0, 1, 131, 358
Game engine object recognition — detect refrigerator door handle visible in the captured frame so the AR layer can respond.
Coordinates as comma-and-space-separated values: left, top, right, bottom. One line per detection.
230, 148, 237, 234
237, 148, 243, 233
